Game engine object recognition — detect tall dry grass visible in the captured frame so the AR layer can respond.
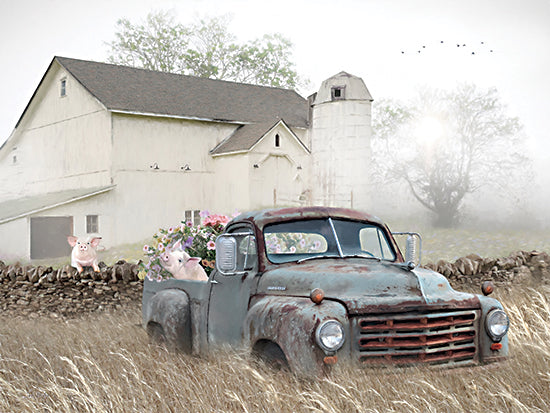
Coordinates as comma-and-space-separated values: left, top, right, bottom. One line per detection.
1, 285, 549, 412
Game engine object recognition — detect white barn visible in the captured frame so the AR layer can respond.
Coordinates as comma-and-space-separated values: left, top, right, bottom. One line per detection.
0, 57, 374, 261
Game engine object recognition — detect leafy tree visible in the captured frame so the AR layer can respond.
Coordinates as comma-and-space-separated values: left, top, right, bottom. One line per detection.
106, 11, 303, 89
372, 84, 527, 227
107, 11, 191, 73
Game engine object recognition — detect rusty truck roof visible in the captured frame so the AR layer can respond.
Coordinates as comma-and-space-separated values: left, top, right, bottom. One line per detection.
231, 206, 386, 229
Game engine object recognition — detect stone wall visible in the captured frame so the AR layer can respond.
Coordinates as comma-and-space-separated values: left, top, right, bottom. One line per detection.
0, 260, 142, 319
1, 250, 549, 319
423, 250, 550, 286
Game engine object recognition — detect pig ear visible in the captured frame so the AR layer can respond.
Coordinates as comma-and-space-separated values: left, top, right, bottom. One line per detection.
173, 240, 182, 250
90, 237, 102, 248
185, 257, 200, 269
67, 236, 78, 247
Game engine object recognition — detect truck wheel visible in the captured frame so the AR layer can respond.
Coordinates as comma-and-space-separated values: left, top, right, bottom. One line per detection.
147, 322, 167, 346
253, 341, 289, 371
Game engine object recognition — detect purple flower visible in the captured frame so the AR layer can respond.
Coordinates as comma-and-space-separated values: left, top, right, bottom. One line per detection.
183, 236, 194, 249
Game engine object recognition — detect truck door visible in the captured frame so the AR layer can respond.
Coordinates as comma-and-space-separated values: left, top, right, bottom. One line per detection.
207, 225, 259, 347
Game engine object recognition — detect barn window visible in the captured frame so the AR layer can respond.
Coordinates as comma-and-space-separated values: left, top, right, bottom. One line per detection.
331, 86, 345, 100
275, 134, 280, 147
185, 210, 201, 226
60, 78, 67, 97
86, 215, 99, 233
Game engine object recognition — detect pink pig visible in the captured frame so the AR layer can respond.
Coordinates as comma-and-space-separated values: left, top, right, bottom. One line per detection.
67, 235, 102, 273
159, 240, 208, 281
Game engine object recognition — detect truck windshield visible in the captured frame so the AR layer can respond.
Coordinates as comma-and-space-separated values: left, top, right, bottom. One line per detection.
263, 218, 396, 264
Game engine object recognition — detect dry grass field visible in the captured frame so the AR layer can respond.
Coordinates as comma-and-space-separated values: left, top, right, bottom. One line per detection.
2, 226, 550, 412
0, 286, 549, 412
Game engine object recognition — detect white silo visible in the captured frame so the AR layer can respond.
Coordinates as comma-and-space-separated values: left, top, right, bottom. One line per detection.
308, 71, 373, 209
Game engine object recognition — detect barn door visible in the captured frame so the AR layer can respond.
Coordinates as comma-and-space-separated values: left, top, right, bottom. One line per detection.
30, 216, 73, 259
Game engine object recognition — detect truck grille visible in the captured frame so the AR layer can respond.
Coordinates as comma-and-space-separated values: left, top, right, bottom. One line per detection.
353, 310, 479, 366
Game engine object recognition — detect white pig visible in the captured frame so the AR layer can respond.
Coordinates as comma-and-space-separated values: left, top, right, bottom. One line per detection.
67, 235, 102, 273
159, 240, 208, 281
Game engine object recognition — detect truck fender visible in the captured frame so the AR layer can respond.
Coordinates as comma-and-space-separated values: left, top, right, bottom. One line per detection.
478, 295, 509, 362
244, 296, 348, 375
144, 289, 192, 352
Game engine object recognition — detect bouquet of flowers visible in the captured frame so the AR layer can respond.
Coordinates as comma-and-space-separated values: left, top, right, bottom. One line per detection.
140, 211, 233, 281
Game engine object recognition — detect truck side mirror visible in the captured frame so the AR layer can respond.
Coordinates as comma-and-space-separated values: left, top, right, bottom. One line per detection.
392, 232, 422, 268
215, 236, 237, 274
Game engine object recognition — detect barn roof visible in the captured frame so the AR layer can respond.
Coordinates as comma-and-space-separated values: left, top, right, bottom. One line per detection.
0, 186, 115, 224
210, 119, 308, 155
53, 57, 309, 128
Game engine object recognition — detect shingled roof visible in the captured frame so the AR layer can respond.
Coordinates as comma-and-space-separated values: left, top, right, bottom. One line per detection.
53, 57, 309, 127
210, 119, 309, 155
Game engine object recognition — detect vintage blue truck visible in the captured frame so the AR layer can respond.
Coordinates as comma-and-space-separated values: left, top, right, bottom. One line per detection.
142, 207, 509, 375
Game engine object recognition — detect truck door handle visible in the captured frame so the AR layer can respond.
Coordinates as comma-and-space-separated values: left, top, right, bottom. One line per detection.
210, 279, 219, 284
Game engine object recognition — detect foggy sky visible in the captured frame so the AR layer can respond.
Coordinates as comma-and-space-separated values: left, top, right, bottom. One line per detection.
1, 0, 548, 163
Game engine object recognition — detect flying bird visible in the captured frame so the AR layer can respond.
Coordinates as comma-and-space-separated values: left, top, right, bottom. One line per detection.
400, 39, 494, 55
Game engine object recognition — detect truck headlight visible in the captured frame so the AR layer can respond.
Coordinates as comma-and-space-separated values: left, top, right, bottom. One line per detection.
316, 320, 345, 352
485, 309, 509, 341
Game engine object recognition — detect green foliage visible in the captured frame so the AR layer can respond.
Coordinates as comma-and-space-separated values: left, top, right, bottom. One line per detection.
372, 84, 528, 227
107, 11, 191, 73
106, 12, 303, 89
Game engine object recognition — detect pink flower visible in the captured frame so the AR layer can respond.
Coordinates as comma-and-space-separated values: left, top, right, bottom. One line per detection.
207, 240, 216, 250
186, 221, 193, 227
143, 245, 150, 252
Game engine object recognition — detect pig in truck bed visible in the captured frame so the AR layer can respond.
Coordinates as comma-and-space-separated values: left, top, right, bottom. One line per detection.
142, 207, 509, 376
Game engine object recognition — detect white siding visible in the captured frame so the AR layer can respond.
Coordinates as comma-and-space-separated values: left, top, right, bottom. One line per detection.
0, 62, 112, 201
248, 124, 310, 208
0, 218, 28, 261
109, 114, 240, 244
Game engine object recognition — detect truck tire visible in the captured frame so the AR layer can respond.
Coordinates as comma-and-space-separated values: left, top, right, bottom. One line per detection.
253, 340, 289, 371
147, 322, 167, 346
146, 289, 192, 352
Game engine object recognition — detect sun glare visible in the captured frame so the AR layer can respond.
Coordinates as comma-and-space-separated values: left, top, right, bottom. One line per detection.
415, 116, 445, 146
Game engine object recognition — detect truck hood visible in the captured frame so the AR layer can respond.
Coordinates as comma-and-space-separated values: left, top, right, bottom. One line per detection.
257, 258, 479, 314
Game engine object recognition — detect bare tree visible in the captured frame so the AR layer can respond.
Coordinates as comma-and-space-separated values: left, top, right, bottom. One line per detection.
372, 84, 527, 227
